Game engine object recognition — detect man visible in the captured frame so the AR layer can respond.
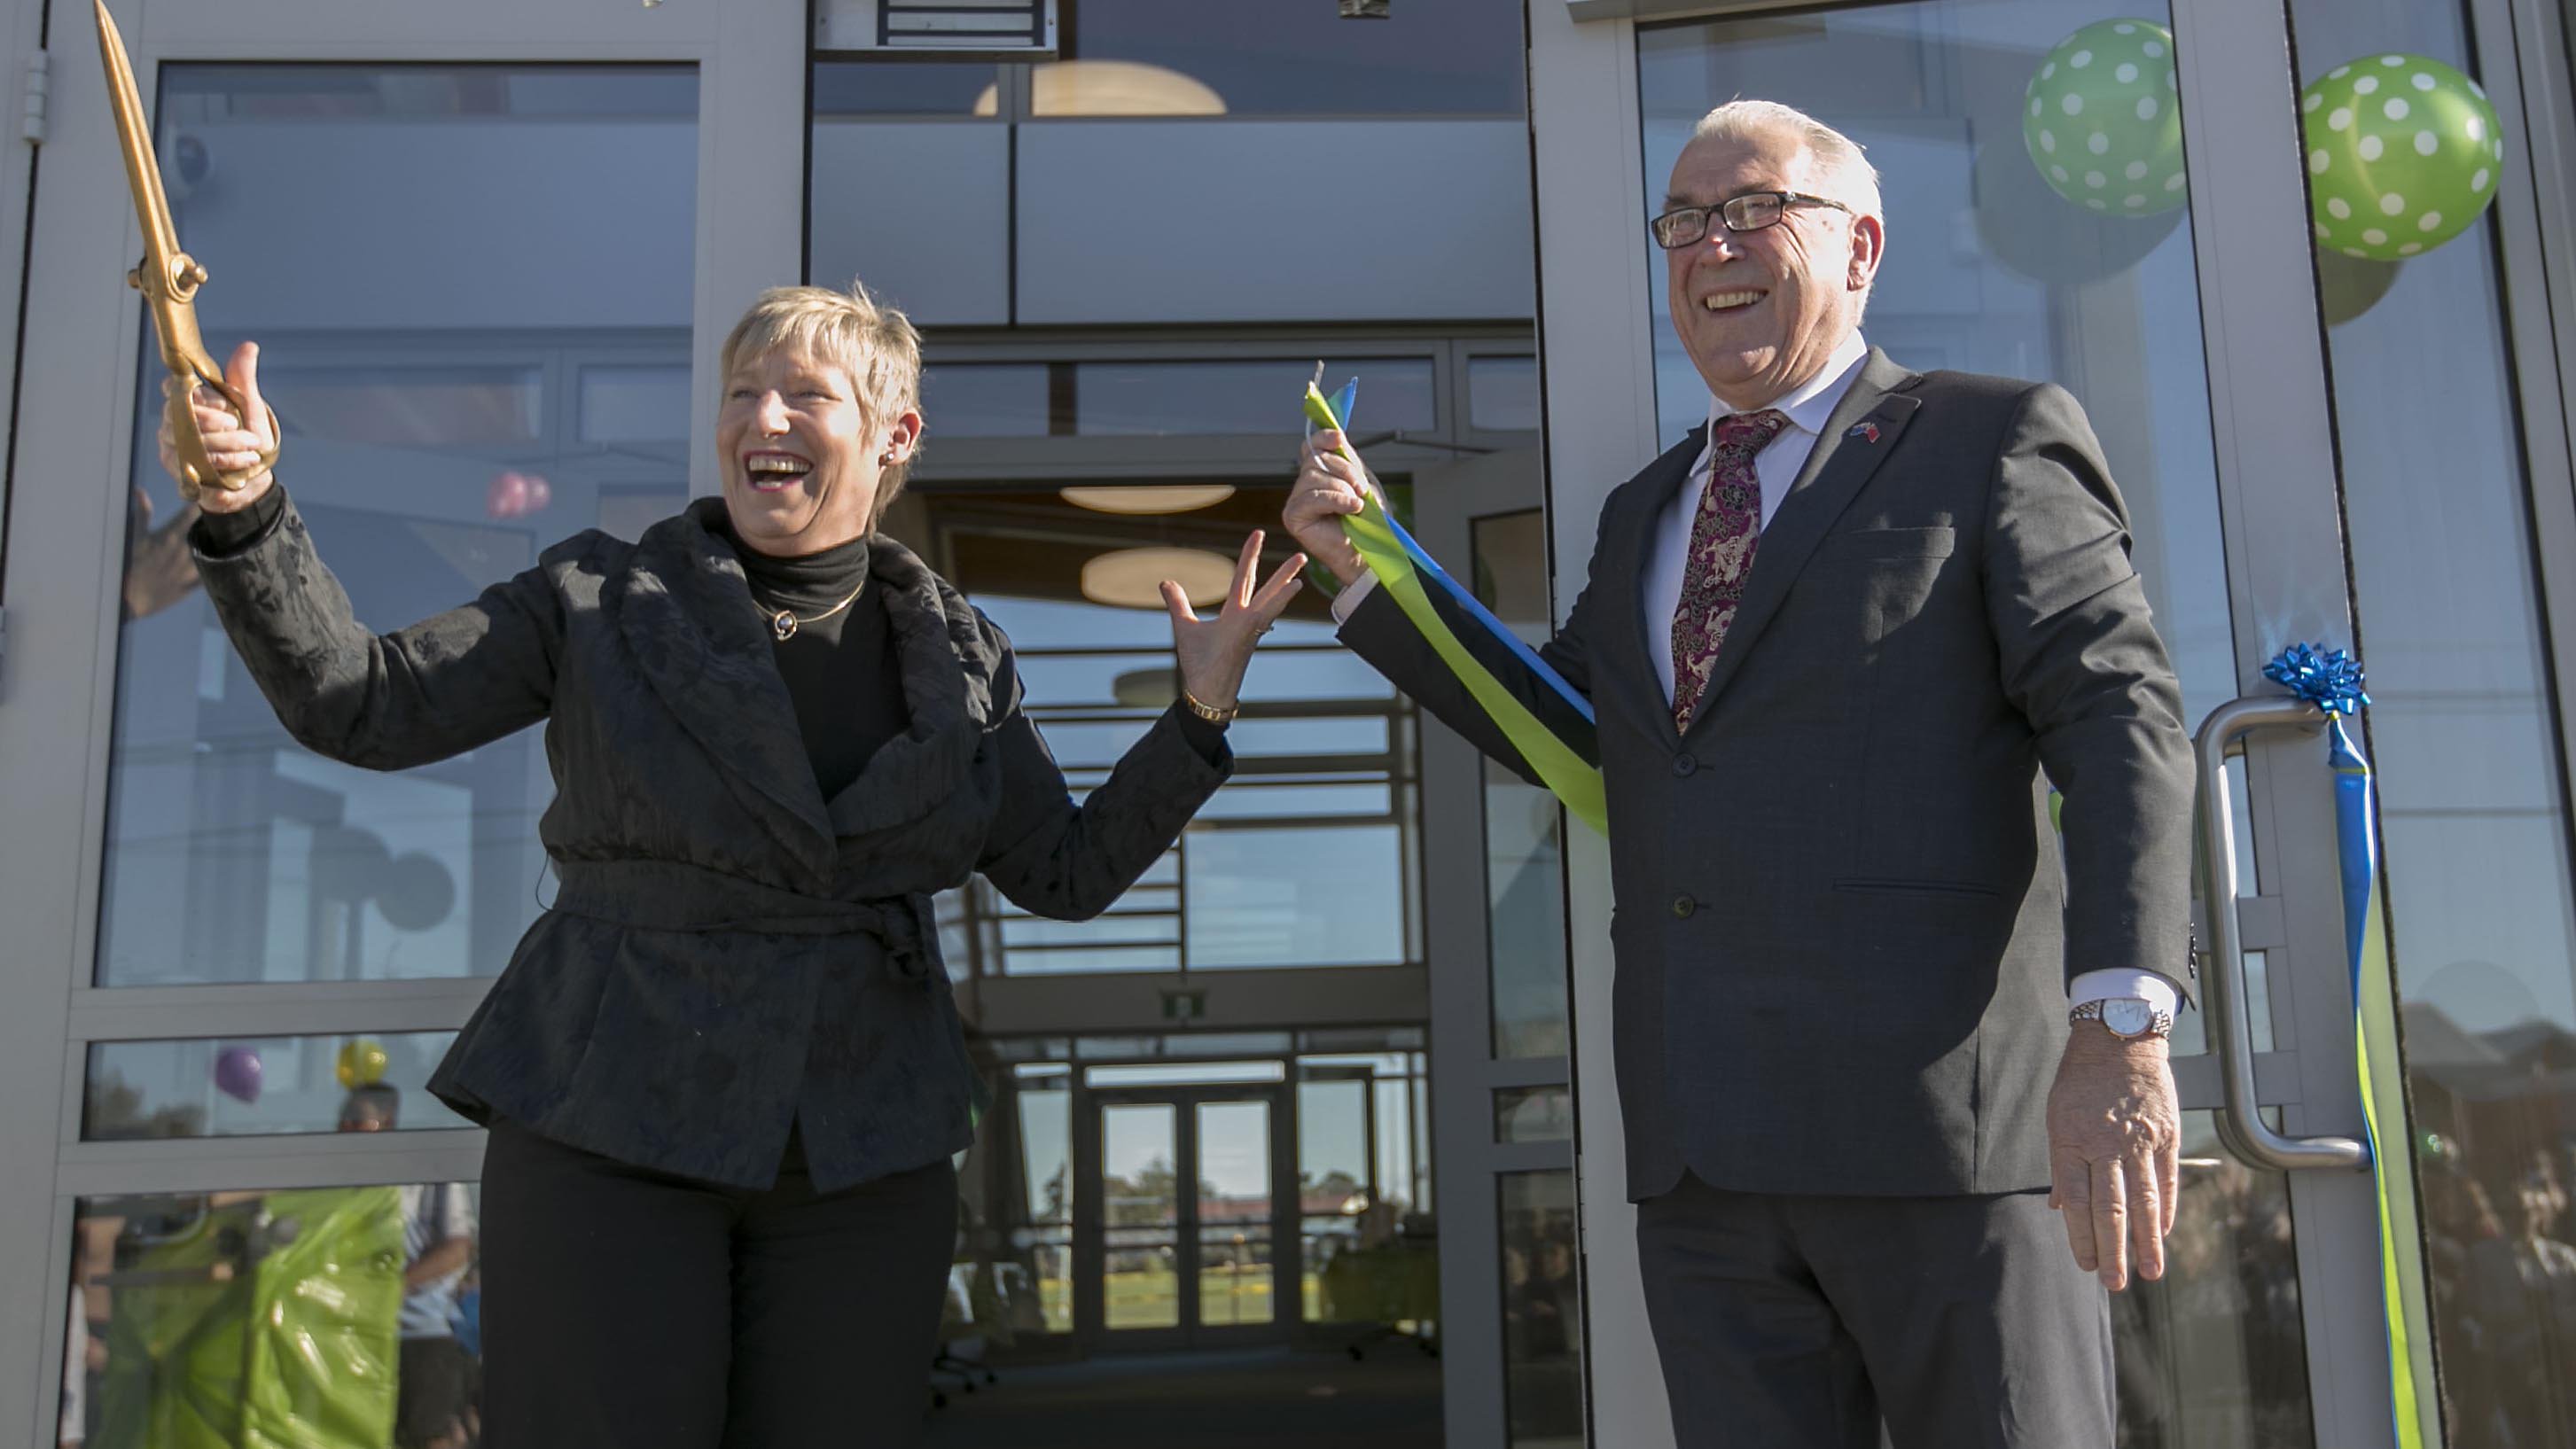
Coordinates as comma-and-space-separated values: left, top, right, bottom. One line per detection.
1286, 99, 2194, 1443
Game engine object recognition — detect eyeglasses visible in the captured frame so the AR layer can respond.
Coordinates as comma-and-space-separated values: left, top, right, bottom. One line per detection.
1649, 191, 1852, 249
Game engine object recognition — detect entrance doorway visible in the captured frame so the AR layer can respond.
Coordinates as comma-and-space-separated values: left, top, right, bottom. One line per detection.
1079, 1081, 1292, 1350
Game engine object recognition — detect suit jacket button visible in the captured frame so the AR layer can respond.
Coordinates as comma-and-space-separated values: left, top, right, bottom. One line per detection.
1671, 894, 1696, 918
1673, 752, 1698, 777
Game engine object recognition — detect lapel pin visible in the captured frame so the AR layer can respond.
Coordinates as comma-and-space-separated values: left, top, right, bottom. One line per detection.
1848, 420, 1882, 444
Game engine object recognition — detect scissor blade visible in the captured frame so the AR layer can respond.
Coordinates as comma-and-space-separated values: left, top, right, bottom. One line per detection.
93, 0, 179, 264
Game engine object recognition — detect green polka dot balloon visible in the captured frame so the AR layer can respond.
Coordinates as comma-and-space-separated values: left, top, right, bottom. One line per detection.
2303, 54, 2502, 261
2023, 19, 2187, 216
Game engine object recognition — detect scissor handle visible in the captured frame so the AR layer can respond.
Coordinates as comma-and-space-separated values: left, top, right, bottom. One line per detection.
160, 353, 279, 502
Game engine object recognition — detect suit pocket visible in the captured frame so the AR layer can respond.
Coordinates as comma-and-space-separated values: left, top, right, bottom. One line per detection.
1833, 876, 2002, 900
1821, 526, 1955, 560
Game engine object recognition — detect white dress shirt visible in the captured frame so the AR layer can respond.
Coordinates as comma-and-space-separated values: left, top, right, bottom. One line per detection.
1331, 328, 2179, 1018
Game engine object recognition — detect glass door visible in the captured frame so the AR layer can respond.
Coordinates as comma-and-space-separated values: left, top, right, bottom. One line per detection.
1526, 0, 2465, 1445
0, 1, 809, 1440
1079, 1086, 1290, 1350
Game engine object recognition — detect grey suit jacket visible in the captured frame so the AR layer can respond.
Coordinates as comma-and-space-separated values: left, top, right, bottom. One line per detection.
195, 495, 1229, 1191
1341, 349, 2195, 1200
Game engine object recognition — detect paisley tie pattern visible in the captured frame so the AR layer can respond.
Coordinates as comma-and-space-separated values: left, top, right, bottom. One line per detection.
1669, 409, 1789, 731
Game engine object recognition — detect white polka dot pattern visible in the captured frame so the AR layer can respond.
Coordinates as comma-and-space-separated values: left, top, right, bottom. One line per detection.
2023, 17, 2186, 215
2301, 51, 2502, 261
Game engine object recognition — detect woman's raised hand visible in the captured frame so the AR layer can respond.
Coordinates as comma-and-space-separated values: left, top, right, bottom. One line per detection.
1162, 531, 1308, 713
158, 340, 277, 513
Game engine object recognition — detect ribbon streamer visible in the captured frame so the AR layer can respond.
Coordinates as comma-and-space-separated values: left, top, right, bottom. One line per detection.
1306, 377, 1607, 834
2263, 644, 2431, 1447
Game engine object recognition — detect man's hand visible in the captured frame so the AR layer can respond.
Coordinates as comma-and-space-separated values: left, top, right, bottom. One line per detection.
2047, 1024, 2180, 1291
1286, 430, 1374, 588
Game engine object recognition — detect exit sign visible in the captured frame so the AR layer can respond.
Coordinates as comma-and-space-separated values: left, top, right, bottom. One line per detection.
1161, 989, 1207, 1023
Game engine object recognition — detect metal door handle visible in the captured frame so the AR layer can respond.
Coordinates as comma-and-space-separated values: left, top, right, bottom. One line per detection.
2193, 696, 2369, 1172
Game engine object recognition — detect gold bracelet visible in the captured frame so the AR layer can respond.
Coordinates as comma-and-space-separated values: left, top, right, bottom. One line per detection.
1180, 689, 1238, 725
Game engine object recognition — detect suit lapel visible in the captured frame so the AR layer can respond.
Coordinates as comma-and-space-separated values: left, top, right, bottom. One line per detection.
1681, 349, 1924, 729
1611, 425, 1712, 746
618, 501, 838, 869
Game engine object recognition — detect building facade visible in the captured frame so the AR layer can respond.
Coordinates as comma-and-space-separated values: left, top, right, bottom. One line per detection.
0, 1, 2572, 1446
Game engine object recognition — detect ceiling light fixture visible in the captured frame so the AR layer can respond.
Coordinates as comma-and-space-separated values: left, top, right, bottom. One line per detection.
1059, 484, 1238, 516
1079, 547, 1237, 611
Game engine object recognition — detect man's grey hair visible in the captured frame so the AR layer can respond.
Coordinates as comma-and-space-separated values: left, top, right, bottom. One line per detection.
1687, 99, 1882, 318
1689, 99, 1884, 222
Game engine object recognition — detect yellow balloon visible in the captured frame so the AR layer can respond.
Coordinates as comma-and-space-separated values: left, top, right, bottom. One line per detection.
336, 1038, 390, 1089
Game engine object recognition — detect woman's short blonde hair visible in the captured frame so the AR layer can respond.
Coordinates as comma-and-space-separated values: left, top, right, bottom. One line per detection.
720, 278, 925, 515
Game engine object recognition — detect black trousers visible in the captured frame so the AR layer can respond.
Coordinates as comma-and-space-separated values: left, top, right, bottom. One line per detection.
478, 1118, 957, 1449
1635, 1172, 2113, 1448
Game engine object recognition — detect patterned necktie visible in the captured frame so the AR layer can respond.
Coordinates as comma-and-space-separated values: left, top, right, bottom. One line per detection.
1670, 409, 1789, 732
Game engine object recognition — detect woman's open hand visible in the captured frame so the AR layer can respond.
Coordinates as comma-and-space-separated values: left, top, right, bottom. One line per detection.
1163, 531, 1307, 713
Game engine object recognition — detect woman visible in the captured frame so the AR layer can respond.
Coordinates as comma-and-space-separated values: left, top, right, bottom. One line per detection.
168, 282, 1305, 1447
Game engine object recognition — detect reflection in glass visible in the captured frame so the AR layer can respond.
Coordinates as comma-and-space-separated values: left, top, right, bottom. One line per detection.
1495, 1086, 1572, 1144
1501, 1171, 1581, 1445
1102, 1103, 1182, 1329
1197, 1101, 1276, 1327
66, 1182, 482, 1449
810, 61, 1001, 117
1300, 1077, 1374, 1321
1033, 0, 1524, 117
2290, 5, 2576, 1442
85, 1033, 465, 1140
1476, 506, 1572, 1059
935, 488, 1417, 978
2111, 1112, 2314, 1446
98, 64, 698, 986
1468, 355, 1541, 432
920, 363, 1050, 437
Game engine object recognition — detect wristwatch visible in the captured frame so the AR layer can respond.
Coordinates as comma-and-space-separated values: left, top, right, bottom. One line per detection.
2070, 996, 2174, 1040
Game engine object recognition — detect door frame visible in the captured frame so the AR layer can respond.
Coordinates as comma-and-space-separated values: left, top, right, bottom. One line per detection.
0, 3, 806, 1442
1520, 1, 2478, 1445
1072, 1081, 1298, 1353
1412, 443, 1580, 1448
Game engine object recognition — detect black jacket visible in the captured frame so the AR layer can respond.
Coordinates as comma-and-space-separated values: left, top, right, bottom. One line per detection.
1342, 352, 2195, 1201
195, 495, 1229, 1190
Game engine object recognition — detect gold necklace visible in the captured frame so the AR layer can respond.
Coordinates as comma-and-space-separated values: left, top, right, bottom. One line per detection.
768, 579, 866, 642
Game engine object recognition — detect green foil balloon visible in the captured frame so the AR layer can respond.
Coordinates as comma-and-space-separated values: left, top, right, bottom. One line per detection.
2303, 54, 2502, 261
2022, 19, 2187, 216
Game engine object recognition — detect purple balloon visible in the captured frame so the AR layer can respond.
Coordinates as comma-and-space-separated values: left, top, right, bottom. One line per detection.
213, 1046, 263, 1105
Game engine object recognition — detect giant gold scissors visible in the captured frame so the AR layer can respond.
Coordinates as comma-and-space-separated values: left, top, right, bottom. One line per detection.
95, 0, 277, 501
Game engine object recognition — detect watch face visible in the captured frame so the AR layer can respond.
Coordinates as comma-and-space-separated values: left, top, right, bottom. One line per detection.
2103, 998, 2154, 1037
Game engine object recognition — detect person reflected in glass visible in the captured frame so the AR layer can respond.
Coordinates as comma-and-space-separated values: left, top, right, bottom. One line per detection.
164, 279, 1305, 1447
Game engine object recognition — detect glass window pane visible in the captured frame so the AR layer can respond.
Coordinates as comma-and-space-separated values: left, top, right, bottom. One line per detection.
1468, 355, 1541, 432
921, 363, 1050, 436
577, 364, 691, 444
2286, 4, 2576, 1437
1101, 1103, 1182, 1329
1474, 509, 1573, 1059
84, 1033, 465, 1140
2112, 1112, 2314, 1445
1500, 1170, 1581, 1445
1033, 0, 1524, 117
100, 63, 698, 986
66, 1182, 483, 1449
1185, 826, 1407, 968
810, 60, 1001, 117
1197, 1101, 1275, 1326
1495, 1086, 1572, 1144
1073, 359, 1436, 436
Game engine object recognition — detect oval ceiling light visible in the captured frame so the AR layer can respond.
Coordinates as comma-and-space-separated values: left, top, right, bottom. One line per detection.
1059, 484, 1238, 516
1080, 547, 1237, 611
1111, 666, 1179, 708
979, 60, 1227, 117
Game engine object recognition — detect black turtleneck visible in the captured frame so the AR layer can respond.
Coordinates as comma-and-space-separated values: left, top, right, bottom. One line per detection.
715, 518, 911, 803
